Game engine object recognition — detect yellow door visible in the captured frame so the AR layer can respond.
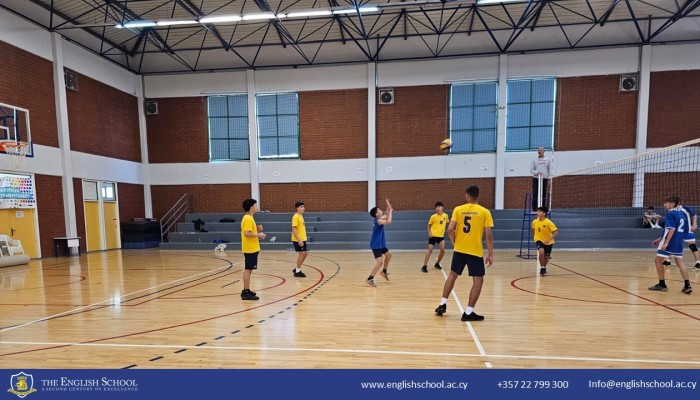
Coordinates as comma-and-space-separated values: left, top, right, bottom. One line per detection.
84, 201, 102, 252
103, 201, 120, 249
0, 208, 38, 258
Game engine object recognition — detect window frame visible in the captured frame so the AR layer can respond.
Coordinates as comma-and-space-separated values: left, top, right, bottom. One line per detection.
256, 92, 300, 160
505, 78, 556, 152
207, 94, 250, 161
448, 81, 499, 154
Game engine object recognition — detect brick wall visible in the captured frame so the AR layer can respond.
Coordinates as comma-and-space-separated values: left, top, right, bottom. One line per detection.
504, 177, 533, 209
66, 71, 140, 162
0, 40, 58, 146
556, 75, 637, 151
644, 172, 700, 207
550, 174, 634, 208
117, 183, 145, 222
299, 89, 367, 160
146, 97, 209, 163
151, 184, 251, 217
34, 175, 65, 257
648, 70, 700, 147
377, 179, 495, 210
376, 85, 449, 158
260, 182, 368, 212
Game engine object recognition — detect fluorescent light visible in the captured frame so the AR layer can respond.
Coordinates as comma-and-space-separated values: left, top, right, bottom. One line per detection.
285, 10, 333, 18
477, 0, 528, 5
332, 6, 380, 15
199, 14, 242, 23
241, 13, 281, 21
156, 20, 198, 26
116, 20, 156, 29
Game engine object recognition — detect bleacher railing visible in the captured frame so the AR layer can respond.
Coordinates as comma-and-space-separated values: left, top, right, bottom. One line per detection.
160, 193, 193, 242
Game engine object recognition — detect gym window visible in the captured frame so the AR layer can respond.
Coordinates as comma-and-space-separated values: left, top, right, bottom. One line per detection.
449, 82, 498, 153
207, 95, 250, 160
256, 93, 300, 159
506, 78, 556, 151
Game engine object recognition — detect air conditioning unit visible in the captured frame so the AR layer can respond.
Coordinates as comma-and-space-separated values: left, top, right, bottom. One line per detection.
144, 100, 159, 116
378, 88, 394, 105
620, 75, 638, 92
64, 71, 78, 91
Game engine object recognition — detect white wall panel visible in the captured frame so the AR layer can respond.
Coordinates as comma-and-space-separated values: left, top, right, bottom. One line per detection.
62, 40, 139, 95
0, 6, 52, 60
651, 43, 700, 72
145, 71, 248, 98
508, 47, 640, 78
258, 159, 368, 183
71, 152, 143, 184
149, 161, 250, 185
377, 57, 499, 87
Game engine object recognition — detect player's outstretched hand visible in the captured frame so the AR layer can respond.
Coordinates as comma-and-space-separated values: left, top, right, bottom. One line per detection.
385, 198, 392, 211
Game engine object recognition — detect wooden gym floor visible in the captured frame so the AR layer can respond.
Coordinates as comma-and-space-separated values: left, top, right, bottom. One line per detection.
1, 249, 699, 369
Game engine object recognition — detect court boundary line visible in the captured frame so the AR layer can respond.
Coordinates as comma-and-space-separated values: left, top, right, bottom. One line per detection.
3, 340, 700, 366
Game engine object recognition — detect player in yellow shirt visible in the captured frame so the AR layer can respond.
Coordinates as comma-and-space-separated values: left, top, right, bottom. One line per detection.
421, 201, 449, 273
291, 201, 308, 278
434, 185, 494, 321
531, 206, 557, 276
241, 198, 266, 300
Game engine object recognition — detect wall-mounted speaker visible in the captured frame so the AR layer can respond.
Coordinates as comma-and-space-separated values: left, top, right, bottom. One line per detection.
620, 75, 638, 92
64, 71, 78, 91
378, 88, 394, 105
144, 100, 159, 115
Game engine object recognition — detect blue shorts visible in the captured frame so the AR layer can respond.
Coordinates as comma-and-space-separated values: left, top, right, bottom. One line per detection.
685, 232, 696, 243
450, 251, 485, 277
243, 252, 259, 270
293, 241, 308, 252
372, 248, 389, 259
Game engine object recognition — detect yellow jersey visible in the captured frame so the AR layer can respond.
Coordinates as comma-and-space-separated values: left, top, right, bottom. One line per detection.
532, 217, 557, 244
450, 203, 494, 257
241, 214, 260, 253
291, 213, 307, 242
429, 213, 448, 237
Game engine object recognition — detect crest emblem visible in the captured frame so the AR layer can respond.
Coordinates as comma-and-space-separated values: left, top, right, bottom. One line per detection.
8, 372, 37, 398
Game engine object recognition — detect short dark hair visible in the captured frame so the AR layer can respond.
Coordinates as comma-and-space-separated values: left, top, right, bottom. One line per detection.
664, 196, 681, 207
647, 206, 654, 210
435, 201, 444, 208
369, 207, 378, 218
242, 198, 257, 212
295, 201, 304, 209
466, 185, 479, 198
537, 206, 549, 214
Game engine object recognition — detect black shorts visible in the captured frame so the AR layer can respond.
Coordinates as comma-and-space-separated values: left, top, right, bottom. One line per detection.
243, 252, 259, 270
428, 237, 444, 246
535, 241, 553, 256
293, 241, 308, 252
371, 248, 389, 259
450, 251, 485, 277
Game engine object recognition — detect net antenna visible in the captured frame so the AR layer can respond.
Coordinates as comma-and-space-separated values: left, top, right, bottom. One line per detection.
550, 138, 700, 215
0, 140, 30, 170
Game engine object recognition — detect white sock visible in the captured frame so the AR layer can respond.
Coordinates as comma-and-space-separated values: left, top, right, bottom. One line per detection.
465, 306, 474, 315
440, 298, 448, 305
295, 267, 301, 272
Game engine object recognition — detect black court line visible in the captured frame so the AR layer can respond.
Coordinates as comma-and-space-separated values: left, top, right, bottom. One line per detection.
149, 356, 164, 361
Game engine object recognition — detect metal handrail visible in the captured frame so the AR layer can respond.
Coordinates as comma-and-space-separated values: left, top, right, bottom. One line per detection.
160, 193, 193, 242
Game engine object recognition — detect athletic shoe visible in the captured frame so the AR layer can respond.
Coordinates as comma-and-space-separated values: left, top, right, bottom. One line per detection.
434, 262, 443, 270
682, 286, 693, 294
694, 262, 700, 270
539, 267, 546, 276
434, 304, 446, 315
366, 278, 377, 287
241, 290, 259, 300
461, 312, 485, 321
380, 270, 390, 281
293, 268, 306, 278
663, 259, 672, 266
648, 284, 668, 291
421, 265, 428, 273
242, 288, 257, 296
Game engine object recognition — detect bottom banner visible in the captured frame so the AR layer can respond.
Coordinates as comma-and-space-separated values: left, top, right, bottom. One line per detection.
3, 369, 698, 400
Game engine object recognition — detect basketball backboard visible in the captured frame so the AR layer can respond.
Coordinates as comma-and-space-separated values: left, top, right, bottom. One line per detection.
0, 102, 32, 157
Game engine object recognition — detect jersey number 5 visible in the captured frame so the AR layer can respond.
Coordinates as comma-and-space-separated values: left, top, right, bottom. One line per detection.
463, 216, 472, 233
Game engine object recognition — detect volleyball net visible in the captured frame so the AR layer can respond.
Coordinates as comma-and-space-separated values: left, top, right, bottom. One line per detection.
550, 138, 700, 215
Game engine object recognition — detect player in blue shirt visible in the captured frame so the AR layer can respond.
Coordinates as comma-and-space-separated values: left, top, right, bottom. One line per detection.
662, 204, 700, 269
366, 198, 393, 287
649, 196, 692, 294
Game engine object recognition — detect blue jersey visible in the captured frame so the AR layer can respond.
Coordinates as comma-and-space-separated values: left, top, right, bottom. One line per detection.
370, 218, 386, 249
678, 205, 697, 241
659, 209, 686, 255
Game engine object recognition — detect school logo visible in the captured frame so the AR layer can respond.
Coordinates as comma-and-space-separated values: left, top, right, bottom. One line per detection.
8, 372, 37, 398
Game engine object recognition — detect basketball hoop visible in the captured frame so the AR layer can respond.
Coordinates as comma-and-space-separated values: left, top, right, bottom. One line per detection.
0, 141, 30, 170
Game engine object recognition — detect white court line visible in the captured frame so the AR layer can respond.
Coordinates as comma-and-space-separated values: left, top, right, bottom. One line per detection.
2, 340, 700, 366
439, 268, 491, 368
0, 261, 238, 334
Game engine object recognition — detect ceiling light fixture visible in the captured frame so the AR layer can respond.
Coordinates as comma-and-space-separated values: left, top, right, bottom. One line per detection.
199, 14, 243, 24
332, 6, 380, 15
115, 20, 156, 29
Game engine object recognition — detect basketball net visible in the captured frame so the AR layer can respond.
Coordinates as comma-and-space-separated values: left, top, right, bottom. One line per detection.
0, 141, 30, 170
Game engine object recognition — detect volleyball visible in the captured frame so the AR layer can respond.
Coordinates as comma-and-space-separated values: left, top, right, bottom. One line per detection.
440, 138, 452, 151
